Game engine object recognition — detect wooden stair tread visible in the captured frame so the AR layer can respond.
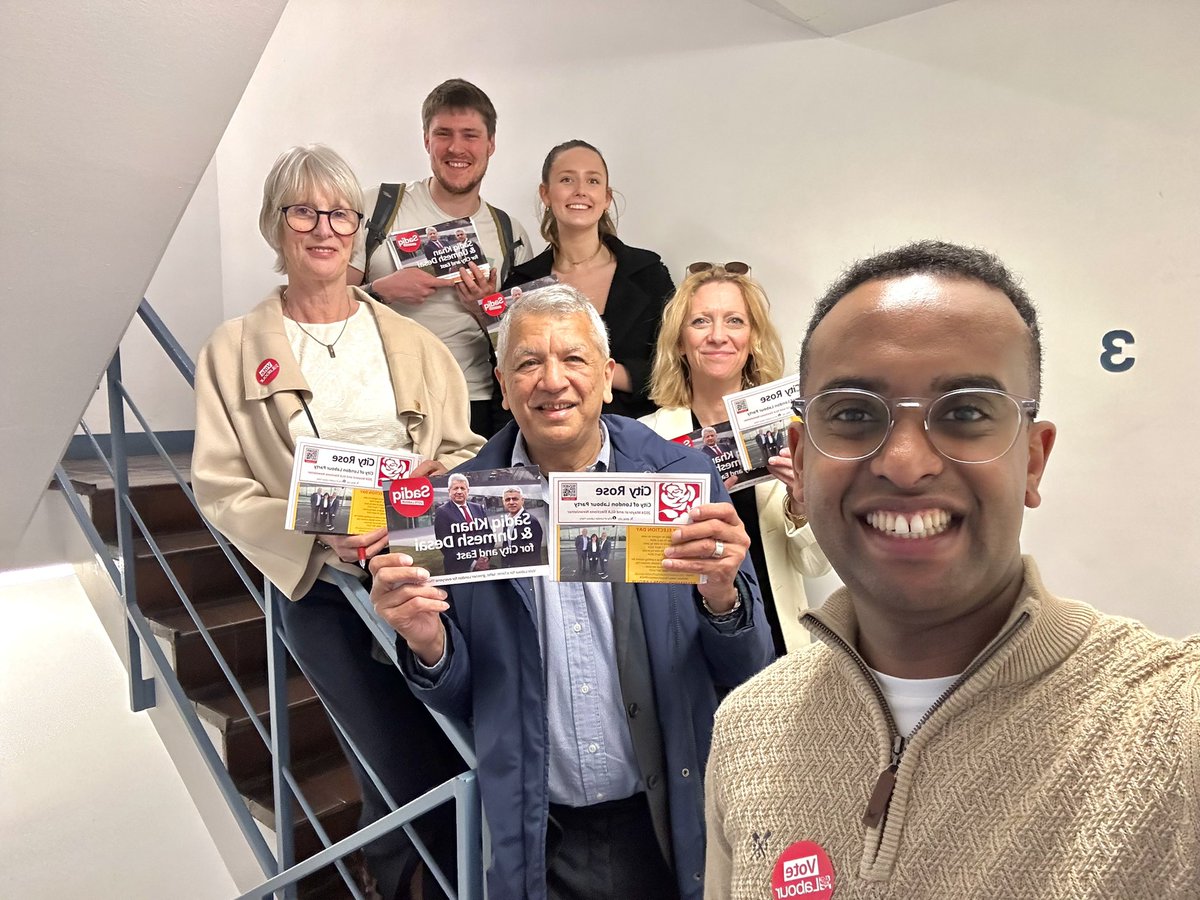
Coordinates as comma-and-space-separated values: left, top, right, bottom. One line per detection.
148, 593, 263, 639
245, 755, 361, 827
55, 452, 192, 494
193, 671, 318, 732
129, 527, 223, 558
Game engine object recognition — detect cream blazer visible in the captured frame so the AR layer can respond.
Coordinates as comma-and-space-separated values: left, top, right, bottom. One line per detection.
639, 406, 829, 650
193, 287, 483, 600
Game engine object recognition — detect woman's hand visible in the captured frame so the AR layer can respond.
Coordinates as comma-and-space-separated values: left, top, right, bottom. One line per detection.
321, 527, 388, 566
369, 552, 449, 665
660, 502, 749, 614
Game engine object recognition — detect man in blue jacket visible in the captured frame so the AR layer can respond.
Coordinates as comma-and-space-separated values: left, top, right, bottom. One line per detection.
370, 285, 774, 900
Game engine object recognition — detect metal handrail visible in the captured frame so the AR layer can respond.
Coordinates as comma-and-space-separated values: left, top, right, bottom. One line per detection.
59, 297, 483, 898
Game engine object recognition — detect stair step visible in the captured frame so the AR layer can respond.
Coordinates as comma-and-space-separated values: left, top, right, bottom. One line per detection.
245, 754, 361, 832
194, 671, 340, 786
148, 593, 268, 694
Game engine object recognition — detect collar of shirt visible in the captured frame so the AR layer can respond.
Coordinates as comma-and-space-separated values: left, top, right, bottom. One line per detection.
511, 420, 612, 474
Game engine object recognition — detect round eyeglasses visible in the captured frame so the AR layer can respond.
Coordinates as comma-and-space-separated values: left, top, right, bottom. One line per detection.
280, 205, 364, 236
791, 388, 1039, 464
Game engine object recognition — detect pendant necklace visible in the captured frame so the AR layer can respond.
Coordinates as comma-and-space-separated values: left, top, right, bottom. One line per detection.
283, 288, 351, 358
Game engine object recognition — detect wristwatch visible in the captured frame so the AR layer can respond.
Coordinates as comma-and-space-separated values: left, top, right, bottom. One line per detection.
362, 281, 383, 302
701, 587, 744, 621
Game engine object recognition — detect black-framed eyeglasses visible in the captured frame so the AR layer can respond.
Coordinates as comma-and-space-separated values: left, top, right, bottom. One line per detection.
280, 205, 364, 236
791, 388, 1039, 464
687, 261, 750, 276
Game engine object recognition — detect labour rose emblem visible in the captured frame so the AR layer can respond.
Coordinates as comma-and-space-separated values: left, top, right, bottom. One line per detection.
657, 482, 701, 523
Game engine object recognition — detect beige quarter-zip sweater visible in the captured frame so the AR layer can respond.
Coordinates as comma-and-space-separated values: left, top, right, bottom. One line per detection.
705, 557, 1199, 899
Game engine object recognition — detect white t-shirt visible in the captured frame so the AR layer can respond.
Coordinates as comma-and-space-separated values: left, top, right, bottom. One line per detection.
284, 302, 410, 450
869, 667, 961, 736
351, 178, 532, 401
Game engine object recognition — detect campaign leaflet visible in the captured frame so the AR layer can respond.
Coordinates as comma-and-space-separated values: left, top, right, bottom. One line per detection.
285, 437, 422, 535
478, 275, 558, 349
384, 466, 549, 585
549, 472, 711, 585
722, 374, 801, 473
671, 420, 770, 493
387, 216, 489, 284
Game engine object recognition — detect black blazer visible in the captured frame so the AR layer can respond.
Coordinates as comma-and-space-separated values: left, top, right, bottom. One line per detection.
504, 234, 675, 419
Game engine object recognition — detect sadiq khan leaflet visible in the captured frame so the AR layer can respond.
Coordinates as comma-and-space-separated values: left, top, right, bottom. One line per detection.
548, 472, 710, 585
478, 275, 558, 348
285, 437, 421, 535
383, 466, 549, 585
387, 216, 489, 283
723, 374, 801, 473
671, 420, 770, 492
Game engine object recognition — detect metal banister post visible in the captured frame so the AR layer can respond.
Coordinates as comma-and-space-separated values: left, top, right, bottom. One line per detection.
265, 581, 297, 899
106, 349, 156, 712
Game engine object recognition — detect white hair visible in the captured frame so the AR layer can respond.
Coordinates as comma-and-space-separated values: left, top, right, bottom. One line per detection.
259, 144, 365, 274
447, 473, 470, 488
495, 284, 610, 369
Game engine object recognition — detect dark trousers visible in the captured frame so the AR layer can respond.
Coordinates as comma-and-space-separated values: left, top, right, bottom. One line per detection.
275, 581, 464, 899
546, 793, 678, 900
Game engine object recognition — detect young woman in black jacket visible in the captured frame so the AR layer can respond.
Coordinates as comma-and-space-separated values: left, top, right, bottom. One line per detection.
503, 140, 674, 418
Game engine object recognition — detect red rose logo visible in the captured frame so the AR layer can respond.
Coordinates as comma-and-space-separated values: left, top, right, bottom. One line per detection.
395, 231, 421, 253
377, 455, 415, 486
480, 293, 506, 317
387, 477, 433, 517
657, 482, 701, 523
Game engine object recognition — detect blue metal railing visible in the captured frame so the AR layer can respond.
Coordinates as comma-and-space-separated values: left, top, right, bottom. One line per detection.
56, 297, 482, 898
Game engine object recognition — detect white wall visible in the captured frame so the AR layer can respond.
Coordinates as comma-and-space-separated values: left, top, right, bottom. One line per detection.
0, 0, 288, 565
198, 0, 1199, 638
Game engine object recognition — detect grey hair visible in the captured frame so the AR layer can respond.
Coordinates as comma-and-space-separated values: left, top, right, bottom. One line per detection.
701, 426, 717, 438
447, 473, 470, 488
495, 284, 610, 369
259, 144, 365, 274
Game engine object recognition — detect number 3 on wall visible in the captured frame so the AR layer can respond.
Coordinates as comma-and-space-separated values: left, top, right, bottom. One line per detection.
1100, 330, 1135, 372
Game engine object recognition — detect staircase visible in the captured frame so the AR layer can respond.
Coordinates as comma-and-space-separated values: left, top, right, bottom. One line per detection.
60, 451, 368, 898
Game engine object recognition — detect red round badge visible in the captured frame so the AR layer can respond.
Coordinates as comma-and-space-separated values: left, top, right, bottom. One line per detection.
388, 477, 434, 517
395, 231, 422, 253
480, 293, 507, 317
256, 358, 280, 385
770, 841, 834, 899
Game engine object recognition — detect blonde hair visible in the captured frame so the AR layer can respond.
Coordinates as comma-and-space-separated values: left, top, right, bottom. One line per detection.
538, 140, 617, 251
648, 268, 785, 409
258, 144, 364, 274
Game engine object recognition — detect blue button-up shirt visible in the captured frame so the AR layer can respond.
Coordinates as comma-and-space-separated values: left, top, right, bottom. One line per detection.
512, 422, 641, 807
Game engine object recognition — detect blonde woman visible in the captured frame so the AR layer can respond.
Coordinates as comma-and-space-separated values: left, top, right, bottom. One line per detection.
641, 266, 829, 653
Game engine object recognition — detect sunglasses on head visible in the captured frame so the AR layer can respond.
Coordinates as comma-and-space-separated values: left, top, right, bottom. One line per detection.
686, 261, 750, 276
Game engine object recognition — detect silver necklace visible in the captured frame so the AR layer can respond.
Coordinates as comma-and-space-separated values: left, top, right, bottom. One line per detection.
283, 288, 351, 358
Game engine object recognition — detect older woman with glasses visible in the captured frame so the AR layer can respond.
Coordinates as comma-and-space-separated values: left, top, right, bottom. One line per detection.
641, 265, 830, 655
502, 139, 673, 418
193, 144, 481, 898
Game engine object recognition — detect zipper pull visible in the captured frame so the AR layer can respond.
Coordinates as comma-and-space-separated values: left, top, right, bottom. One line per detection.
862, 735, 905, 828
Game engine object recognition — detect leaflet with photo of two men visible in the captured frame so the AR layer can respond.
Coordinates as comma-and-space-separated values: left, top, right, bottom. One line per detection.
477, 275, 558, 349
387, 215, 489, 283
284, 437, 422, 535
722, 374, 801, 473
383, 468, 711, 586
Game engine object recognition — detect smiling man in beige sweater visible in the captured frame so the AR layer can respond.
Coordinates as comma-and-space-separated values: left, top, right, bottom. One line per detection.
704, 241, 1199, 900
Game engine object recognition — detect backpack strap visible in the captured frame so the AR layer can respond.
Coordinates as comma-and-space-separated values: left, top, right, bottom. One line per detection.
363, 182, 405, 281
485, 202, 522, 284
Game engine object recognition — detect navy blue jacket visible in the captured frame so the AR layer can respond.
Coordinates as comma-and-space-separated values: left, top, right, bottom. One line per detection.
402, 415, 774, 899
